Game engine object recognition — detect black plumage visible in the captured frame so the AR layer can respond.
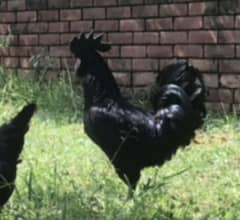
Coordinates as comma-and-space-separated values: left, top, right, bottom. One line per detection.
0, 103, 36, 207
70, 32, 206, 189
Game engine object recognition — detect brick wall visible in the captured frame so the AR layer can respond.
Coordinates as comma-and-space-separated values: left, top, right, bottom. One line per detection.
0, 0, 240, 111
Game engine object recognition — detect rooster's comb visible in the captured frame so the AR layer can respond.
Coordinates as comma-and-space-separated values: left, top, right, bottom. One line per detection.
70, 31, 111, 57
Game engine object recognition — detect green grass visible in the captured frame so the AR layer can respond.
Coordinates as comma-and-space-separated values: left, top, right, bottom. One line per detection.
0, 68, 240, 220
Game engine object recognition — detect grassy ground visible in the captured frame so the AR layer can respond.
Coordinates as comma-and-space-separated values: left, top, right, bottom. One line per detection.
0, 68, 240, 220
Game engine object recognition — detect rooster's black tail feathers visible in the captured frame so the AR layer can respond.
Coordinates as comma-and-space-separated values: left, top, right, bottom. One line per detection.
150, 62, 206, 129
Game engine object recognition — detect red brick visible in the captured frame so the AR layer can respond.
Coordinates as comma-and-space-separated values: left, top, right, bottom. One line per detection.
0, 12, 15, 23
1, 57, 19, 68
160, 4, 187, 17
49, 22, 69, 33
113, 72, 130, 86
70, 21, 93, 32
204, 16, 234, 29
206, 102, 231, 112
108, 59, 131, 71
221, 74, 240, 88
175, 45, 203, 58
120, 19, 144, 31
190, 59, 218, 72
50, 46, 72, 57
60, 34, 76, 44
121, 46, 146, 58
205, 45, 234, 58
146, 18, 172, 30
95, 20, 119, 31
8, 0, 26, 10
0, 24, 10, 34
134, 32, 159, 44
236, 46, 240, 57
160, 32, 187, 44
39, 10, 59, 21
132, 5, 158, 17
219, 31, 240, 43
12, 36, 19, 46
27, 22, 48, 33
94, 0, 117, 6
83, 8, 105, 19
17, 11, 37, 22
25, 0, 48, 10
235, 102, 240, 112
11, 23, 28, 34
0, 1, 7, 11
48, 0, 69, 9
219, 60, 240, 73
39, 34, 60, 45
0, 47, 9, 56
132, 59, 159, 71
108, 32, 132, 44
218, 0, 240, 14
236, 15, 240, 28
61, 58, 72, 70
147, 46, 172, 58
133, 72, 155, 86
60, 9, 81, 21
107, 7, 130, 18
61, 58, 75, 70
0, 35, 18, 46
202, 74, 218, 88
189, 2, 217, 15
233, 104, 240, 112
103, 46, 119, 58
70, 0, 93, 7
9, 46, 31, 56
207, 89, 233, 103
174, 17, 202, 30
37, 57, 61, 69
119, 0, 143, 5
20, 58, 32, 68
29, 47, 48, 56
234, 90, 240, 103
19, 35, 38, 46
189, 31, 217, 44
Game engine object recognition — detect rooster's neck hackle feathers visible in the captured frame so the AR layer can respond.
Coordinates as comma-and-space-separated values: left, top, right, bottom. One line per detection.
71, 32, 121, 106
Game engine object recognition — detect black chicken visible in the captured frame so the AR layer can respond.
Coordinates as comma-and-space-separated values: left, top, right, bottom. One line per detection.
70, 32, 206, 189
0, 103, 36, 207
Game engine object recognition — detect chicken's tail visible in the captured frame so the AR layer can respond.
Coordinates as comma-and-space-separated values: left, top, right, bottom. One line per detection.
150, 62, 206, 129
0, 103, 36, 164
10, 103, 37, 134
0, 103, 36, 207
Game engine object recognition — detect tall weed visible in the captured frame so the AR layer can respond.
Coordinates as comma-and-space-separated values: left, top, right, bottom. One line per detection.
0, 67, 84, 122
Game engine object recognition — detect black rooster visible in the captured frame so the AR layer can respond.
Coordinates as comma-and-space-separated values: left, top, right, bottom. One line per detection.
0, 103, 36, 207
70, 32, 206, 189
